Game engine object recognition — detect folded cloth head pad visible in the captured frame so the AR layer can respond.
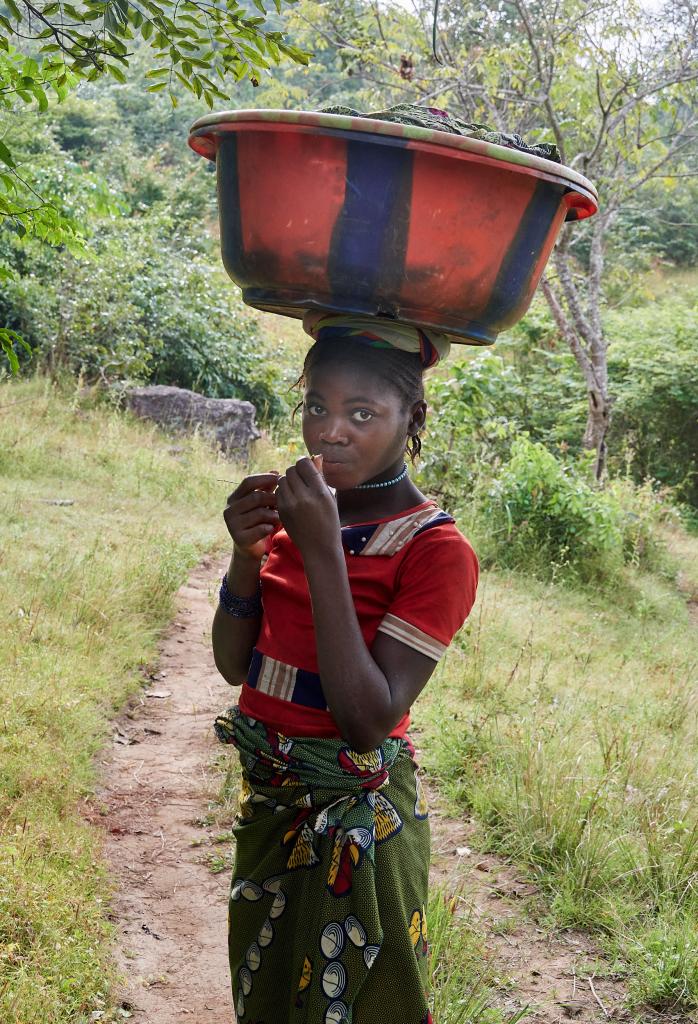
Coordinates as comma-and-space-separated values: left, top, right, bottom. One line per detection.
302, 312, 450, 369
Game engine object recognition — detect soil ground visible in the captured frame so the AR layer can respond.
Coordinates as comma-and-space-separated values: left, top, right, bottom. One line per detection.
96, 557, 653, 1024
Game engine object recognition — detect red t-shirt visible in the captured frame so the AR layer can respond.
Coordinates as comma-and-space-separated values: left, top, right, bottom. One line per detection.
238, 500, 479, 738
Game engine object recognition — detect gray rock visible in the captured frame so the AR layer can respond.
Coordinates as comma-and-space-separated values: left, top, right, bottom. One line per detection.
125, 385, 260, 457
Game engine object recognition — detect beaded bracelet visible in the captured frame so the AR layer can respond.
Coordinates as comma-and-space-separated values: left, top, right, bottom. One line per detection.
219, 573, 262, 618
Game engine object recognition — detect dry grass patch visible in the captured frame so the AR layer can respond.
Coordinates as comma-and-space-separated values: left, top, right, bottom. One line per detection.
0, 377, 231, 1023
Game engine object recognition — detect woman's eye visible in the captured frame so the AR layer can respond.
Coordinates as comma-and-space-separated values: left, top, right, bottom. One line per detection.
306, 404, 324, 416
352, 409, 373, 422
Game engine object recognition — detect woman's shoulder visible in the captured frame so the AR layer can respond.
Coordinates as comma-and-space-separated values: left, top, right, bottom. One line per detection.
340, 500, 461, 559
384, 508, 479, 646
404, 512, 478, 574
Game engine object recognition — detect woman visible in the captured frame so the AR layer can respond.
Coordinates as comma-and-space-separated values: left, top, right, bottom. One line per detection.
212, 315, 478, 1024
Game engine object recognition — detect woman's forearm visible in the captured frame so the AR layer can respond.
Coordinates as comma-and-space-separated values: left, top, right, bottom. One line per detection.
303, 544, 396, 751
211, 550, 263, 685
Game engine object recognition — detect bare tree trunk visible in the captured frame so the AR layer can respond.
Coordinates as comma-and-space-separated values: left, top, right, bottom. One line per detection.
583, 388, 611, 482
539, 213, 615, 482
540, 283, 609, 478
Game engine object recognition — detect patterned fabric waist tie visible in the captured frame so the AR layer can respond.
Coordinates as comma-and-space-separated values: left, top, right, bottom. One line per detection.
214, 706, 432, 1024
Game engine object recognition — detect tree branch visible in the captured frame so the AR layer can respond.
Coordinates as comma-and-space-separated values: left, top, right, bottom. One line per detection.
553, 235, 595, 351
510, 0, 567, 163
540, 277, 593, 382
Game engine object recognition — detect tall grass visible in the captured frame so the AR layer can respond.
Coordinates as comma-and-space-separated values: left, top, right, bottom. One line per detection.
416, 555, 698, 1012
0, 377, 230, 1023
428, 890, 528, 1024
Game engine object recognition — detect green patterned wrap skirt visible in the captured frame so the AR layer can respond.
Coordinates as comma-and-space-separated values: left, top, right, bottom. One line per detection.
214, 707, 432, 1024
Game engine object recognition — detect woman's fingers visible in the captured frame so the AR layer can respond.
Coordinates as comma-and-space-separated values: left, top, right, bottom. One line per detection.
224, 506, 279, 530
278, 466, 298, 499
284, 457, 328, 493
235, 523, 276, 546
292, 456, 322, 487
227, 472, 279, 504
229, 488, 279, 514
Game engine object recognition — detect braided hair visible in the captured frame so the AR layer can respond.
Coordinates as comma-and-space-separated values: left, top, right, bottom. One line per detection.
296, 337, 425, 462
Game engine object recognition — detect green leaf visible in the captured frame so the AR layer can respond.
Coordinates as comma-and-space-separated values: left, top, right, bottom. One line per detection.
0, 141, 16, 170
32, 84, 49, 111
107, 62, 127, 83
4, 0, 21, 20
1, 328, 32, 374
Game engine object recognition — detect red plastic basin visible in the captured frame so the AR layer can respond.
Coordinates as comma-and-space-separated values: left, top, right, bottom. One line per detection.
188, 109, 598, 345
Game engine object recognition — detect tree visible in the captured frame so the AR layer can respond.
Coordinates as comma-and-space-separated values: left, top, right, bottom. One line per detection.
0, 0, 310, 370
292, 0, 698, 479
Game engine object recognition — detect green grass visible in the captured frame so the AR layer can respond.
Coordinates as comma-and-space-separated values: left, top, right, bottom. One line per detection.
0, 376, 231, 1023
427, 890, 528, 1024
414, 548, 698, 1012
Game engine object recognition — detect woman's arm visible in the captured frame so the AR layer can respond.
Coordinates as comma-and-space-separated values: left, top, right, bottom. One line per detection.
277, 459, 438, 752
211, 550, 263, 685
304, 544, 437, 751
211, 472, 279, 686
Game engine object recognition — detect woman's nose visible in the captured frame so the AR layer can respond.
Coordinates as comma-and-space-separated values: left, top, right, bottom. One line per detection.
318, 419, 348, 444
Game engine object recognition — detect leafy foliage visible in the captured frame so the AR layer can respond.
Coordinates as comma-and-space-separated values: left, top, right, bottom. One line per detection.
476, 437, 668, 585
0, 0, 310, 106
1, 211, 286, 415
606, 298, 698, 506
613, 179, 698, 270
417, 307, 688, 581
0, 0, 310, 372
0, 42, 295, 416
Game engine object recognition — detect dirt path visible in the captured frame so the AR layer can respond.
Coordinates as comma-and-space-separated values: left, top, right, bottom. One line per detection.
95, 556, 234, 1022
97, 557, 636, 1024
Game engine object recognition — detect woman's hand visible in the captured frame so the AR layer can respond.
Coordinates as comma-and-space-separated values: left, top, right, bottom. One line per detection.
276, 456, 341, 556
223, 472, 280, 562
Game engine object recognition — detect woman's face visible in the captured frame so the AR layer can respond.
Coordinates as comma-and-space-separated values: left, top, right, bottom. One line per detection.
302, 360, 422, 490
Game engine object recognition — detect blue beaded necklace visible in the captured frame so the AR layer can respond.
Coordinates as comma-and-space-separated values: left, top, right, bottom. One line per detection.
355, 464, 408, 490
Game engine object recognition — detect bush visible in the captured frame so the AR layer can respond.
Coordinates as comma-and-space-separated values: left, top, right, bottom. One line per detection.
476, 438, 624, 582
605, 299, 698, 506
1, 214, 287, 421
419, 353, 525, 506
475, 438, 668, 585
